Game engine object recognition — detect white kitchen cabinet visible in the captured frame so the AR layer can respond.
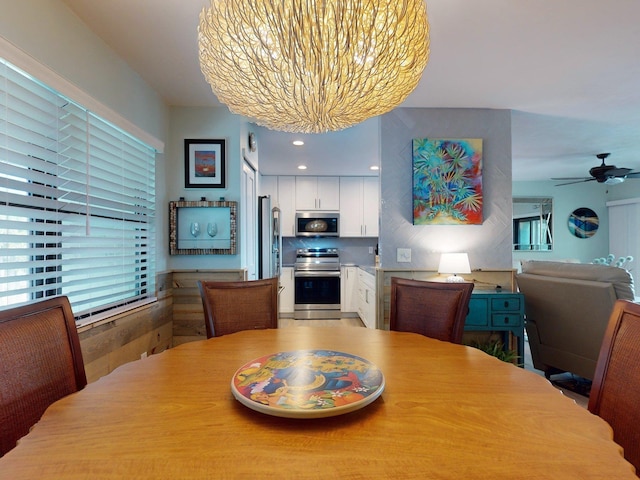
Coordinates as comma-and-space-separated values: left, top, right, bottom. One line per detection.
339, 177, 379, 237
295, 176, 340, 211
278, 176, 296, 237
341, 266, 358, 313
362, 177, 379, 237
357, 268, 376, 329
260, 175, 278, 201
279, 267, 295, 315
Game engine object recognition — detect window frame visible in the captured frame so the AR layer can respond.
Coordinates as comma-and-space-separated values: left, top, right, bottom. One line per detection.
0, 55, 159, 324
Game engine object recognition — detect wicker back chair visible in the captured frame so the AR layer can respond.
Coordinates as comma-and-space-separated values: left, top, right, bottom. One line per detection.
588, 299, 640, 474
0, 296, 86, 457
198, 278, 279, 338
390, 277, 474, 344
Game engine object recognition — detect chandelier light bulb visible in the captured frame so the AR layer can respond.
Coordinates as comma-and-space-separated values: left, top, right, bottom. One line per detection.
198, 0, 430, 133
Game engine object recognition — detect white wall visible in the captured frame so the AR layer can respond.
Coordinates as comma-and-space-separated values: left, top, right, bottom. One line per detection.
379, 108, 513, 270
0, 0, 167, 141
167, 106, 244, 271
512, 181, 609, 264
605, 179, 640, 202
0, 0, 171, 272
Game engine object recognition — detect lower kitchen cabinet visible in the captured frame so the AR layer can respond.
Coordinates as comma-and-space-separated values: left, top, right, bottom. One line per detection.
279, 267, 294, 316
357, 268, 376, 329
341, 266, 358, 313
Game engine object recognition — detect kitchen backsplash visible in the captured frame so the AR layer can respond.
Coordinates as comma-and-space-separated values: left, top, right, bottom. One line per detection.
282, 237, 377, 267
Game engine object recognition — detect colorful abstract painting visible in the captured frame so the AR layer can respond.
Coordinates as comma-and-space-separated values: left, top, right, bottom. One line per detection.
412, 138, 483, 225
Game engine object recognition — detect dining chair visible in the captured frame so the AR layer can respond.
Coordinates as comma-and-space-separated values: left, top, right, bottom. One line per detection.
0, 296, 87, 457
197, 277, 279, 338
588, 299, 640, 474
389, 277, 474, 344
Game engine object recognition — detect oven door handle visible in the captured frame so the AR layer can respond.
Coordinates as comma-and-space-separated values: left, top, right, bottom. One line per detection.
294, 270, 341, 278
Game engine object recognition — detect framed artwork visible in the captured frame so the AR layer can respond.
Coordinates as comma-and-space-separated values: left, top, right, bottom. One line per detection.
412, 138, 483, 225
567, 207, 599, 238
169, 200, 237, 255
184, 139, 226, 188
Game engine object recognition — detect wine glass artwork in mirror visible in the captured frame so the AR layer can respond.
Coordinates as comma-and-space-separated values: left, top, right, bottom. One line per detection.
169, 200, 237, 255
513, 197, 553, 251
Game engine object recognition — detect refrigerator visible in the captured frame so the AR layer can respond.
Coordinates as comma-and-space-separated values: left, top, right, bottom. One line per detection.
258, 195, 282, 279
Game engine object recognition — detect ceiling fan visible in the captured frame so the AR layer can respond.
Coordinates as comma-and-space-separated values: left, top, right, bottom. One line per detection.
553, 153, 640, 186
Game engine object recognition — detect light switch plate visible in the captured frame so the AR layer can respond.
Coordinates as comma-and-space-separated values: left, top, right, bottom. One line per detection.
397, 248, 411, 263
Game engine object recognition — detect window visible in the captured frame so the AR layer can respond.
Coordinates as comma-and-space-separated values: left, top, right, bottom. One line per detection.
0, 58, 156, 322
513, 197, 553, 251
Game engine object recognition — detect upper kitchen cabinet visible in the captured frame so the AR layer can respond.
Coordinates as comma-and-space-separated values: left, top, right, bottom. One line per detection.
340, 177, 379, 237
295, 177, 340, 211
259, 175, 296, 236
278, 176, 296, 237
260, 176, 278, 204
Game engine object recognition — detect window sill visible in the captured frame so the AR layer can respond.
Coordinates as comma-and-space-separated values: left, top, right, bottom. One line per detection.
76, 298, 158, 332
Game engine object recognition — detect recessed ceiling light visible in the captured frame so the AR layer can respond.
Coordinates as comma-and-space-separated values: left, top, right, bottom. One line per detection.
292, 140, 304, 146
297, 165, 307, 170
370, 165, 380, 171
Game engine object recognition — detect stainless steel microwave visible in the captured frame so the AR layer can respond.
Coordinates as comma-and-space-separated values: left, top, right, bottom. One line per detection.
295, 212, 340, 237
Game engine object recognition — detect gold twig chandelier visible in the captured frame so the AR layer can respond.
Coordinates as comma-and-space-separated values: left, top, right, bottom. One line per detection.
198, 0, 430, 133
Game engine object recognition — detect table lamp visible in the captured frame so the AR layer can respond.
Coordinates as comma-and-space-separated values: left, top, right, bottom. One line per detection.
438, 253, 471, 283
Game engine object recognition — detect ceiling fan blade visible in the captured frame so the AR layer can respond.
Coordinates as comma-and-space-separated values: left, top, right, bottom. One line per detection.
606, 167, 632, 177
624, 172, 640, 178
554, 178, 596, 186
551, 177, 591, 180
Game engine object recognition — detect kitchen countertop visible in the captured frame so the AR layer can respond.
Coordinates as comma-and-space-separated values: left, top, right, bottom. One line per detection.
340, 264, 377, 276
359, 266, 377, 276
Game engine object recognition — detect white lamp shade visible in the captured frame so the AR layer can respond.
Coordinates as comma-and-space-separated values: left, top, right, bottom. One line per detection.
438, 253, 471, 275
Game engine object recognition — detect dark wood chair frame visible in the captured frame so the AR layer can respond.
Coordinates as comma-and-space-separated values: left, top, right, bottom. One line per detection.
389, 277, 474, 344
588, 299, 640, 475
197, 277, 279, 338
0, 296, 86, 457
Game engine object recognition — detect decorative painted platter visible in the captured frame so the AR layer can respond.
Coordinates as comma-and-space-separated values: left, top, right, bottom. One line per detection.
231, 350, 385, 418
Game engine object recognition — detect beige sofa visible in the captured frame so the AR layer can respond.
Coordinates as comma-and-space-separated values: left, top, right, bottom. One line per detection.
516, 260, 635, 380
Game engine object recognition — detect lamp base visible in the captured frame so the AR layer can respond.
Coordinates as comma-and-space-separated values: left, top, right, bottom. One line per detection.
446, 274, 465, 283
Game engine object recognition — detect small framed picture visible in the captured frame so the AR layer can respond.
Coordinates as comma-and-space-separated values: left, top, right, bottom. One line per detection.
184, 139, 226, 188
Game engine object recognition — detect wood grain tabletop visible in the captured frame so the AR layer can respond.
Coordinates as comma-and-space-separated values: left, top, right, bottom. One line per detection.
0, 326, 635, 479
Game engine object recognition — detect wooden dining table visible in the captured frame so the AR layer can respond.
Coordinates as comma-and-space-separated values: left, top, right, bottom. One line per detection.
0, 326, 635, 479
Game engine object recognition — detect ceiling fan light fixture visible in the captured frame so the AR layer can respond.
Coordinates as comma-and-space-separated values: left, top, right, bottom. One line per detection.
604, 176, 625, 185
198, 0, 430, 133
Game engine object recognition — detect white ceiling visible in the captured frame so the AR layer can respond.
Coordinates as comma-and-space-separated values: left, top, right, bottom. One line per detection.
61, 0, 640, 182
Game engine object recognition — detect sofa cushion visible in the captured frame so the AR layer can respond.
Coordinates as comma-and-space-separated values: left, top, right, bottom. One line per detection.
520, 260, 635, 301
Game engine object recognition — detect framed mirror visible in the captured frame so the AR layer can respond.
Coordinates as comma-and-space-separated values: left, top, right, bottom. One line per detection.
169, 200, 237, 255
513, 197, 553, 251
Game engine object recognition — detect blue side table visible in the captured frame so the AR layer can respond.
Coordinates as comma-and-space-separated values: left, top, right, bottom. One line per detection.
464, 291, 525, 364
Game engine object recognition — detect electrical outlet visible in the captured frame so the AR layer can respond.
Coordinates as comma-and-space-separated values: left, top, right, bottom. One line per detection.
397, 248, 411, 263
369, 246, 374, 254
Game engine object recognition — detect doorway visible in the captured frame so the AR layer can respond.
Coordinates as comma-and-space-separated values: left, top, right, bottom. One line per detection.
242, 159, 257, 279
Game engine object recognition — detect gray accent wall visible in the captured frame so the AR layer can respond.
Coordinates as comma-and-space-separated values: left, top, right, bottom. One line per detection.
379, 108, 513, 270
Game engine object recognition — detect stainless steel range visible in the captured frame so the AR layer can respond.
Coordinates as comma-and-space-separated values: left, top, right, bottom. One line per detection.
294, 247, 341, 319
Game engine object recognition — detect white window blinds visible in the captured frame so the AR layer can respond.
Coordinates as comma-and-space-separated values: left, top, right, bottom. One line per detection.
0, 58, 156, 320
